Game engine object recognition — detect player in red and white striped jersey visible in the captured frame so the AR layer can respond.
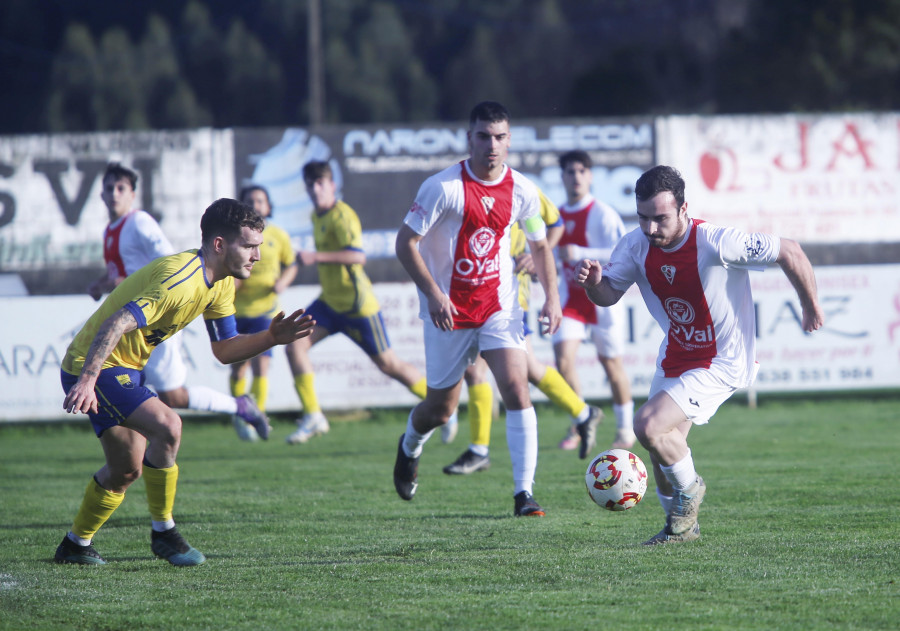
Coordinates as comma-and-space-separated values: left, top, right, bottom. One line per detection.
394, 101, 562, 517
576, 165, 824, 544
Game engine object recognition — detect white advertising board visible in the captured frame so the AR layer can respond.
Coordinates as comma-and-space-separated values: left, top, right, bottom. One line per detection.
656, 113, 900, 243
1, 266, 898, 423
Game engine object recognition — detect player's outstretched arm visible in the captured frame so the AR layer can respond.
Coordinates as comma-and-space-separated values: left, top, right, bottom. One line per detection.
64, 308, 138, 414
211, 309, 315, 364
575, 259, 625, 307
777, 238, 825, 333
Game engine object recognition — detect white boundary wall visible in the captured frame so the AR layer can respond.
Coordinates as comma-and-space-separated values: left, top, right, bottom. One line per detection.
2, 265, 898, 422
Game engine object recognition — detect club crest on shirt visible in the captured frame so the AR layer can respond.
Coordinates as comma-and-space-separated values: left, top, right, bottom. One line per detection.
469, 227, 496, 258
661, 265, 676, 284
481, 196, 495, 214
664, 297, 695, 325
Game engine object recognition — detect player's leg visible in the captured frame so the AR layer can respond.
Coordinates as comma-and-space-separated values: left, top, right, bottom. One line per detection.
443, 357, 492, 474
394, 325, 474, 500
250, 353, 270, 411
593, 304, 635, 448
284, 316, 332, 444
552, 317, 589, 451
229, 360, 249, 397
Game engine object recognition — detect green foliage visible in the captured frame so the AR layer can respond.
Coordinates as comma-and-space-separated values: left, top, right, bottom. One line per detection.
0, 395, 897, 630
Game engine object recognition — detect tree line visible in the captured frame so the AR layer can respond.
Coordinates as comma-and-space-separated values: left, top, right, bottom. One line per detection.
1, 0, 898, 135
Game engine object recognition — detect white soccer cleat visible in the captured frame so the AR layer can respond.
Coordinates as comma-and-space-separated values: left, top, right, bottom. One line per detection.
285, 412, 330, 444
441, 410, 459, 444
232, 414, 260, 442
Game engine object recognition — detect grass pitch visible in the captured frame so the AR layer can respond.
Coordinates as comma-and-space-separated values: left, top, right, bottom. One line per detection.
0, 394, 897, 630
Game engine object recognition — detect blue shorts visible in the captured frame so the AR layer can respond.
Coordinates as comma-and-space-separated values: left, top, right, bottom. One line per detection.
61, 367, 158, 437
306, 299, 391, 356
235, 314, 274, 357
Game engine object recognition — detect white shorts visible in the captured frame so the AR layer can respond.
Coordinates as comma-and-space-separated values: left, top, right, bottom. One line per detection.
649, 368, 738, 425
143, 331, 188, 393
424, 313, 526, 389
551, 302, 626, 358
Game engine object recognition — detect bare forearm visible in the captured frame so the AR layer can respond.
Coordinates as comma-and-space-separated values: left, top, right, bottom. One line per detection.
212, 331, 277, 364
80, 310, 136, 379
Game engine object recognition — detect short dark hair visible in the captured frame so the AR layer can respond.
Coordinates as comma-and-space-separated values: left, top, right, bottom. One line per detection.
469, 101, 510, 127
239, 184, 273, 216
200, 198, 265, 246
558, 150, 592, 170
103, 162, 138, 190
302, 161, 332, 186
635, 165, 686, 209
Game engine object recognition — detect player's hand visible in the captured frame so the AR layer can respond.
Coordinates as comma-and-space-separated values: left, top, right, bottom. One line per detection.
802, 304, 825, 333
87, 282, 103, 301
297, 250, 317, 266
574, 259, 603, 288
63, 380, 99, 415
427, 293, 458, 331
538, 300, 562, 335
270, 308, 316, 344
514, 253, 535, 276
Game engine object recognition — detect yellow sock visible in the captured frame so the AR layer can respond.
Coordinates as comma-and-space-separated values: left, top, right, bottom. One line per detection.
252, 376, 269, 412
230, 376, 247, 397
408, 377, 427, 400
468, 382, 493, 447
537, 367, 587, 418
71, 477, 125, 540
294, 373, 321, 414
143, 463, 178, 523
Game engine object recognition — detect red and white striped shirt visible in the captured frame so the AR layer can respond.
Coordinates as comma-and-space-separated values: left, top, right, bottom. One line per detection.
603, 218, 779, 387
404, 160, 545, 328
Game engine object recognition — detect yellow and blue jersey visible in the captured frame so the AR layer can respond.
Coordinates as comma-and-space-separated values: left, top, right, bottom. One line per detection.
510, 188, 561, 309
312, 200, 379, 316
62, 250, 235, 375
234, 223, 295, 318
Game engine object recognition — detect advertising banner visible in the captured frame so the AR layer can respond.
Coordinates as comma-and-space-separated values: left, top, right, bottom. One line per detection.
0, 129, 234, 276
656, 113, 900, 243
3, 266, 897, 423
232, 118, 655, 258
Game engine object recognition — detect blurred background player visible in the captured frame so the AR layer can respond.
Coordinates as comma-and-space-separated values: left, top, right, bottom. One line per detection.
229, 185, 299, 440
393, 101, 562, 516
576, 165, 823, 544
553, 150, 635, 453
284, 160, 435, 444
87, 163, 270, 440
56, 198, 314, 566
443, 187, 602, 475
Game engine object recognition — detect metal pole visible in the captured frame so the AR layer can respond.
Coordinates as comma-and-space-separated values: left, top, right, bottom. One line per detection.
308, 0, 324, 126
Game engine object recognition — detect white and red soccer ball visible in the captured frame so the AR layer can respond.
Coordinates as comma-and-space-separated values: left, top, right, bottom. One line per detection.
585, 449, 648, 511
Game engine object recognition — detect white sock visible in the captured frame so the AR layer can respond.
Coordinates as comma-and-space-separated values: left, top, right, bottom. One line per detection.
67, 532, 92, 547
614, 401, 634, 432
187, 386, 238, 414
656, 488, 673, 515
402, 412, 434, 458
574, 405, 590, 423
152, 519, 176, 532
469, 444, 489, 457
506, 407, 538, 495
660, 449, 698, 492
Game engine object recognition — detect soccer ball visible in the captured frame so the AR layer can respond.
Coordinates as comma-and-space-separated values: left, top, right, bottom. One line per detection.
585, 449, 648, 511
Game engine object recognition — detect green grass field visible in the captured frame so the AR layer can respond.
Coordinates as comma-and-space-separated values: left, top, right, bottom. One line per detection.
0, 394, 897, 630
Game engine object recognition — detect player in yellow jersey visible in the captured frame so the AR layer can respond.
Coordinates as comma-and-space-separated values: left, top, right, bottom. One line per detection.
443, 188, 603, 474
228, 185, 299, 440
284, 161, 434, 444
55, 199, 314, 566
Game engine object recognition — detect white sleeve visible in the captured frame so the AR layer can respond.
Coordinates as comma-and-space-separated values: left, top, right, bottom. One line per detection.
515, 176, 546, 242
602, 233, 641, 292
705, 224, 780, 270
571, 203, 626, 263
404, 171, 457, 236
134, 211, 175, 260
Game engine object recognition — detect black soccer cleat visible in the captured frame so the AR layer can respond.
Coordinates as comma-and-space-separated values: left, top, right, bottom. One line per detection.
54, 535, 107, 565
393, 434, 419, 501
442, 449, 490, 475
151, 527, 206, 567
513, 491, 546, 517
576, 406, 603, 460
